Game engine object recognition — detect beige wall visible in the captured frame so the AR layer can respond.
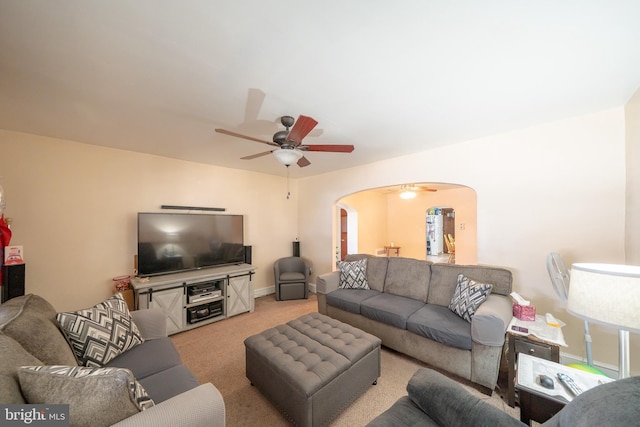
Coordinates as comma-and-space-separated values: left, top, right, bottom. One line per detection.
386, 187, 477, 263
298, 107, 635, 373
625, 87, 640, 265
0, 130, 298, 311
0, 103, 636, 374
339, 191, 388, 256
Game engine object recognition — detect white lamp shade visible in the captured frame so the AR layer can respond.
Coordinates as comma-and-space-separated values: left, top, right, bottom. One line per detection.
272, 149, 303, 166
567, 263, 640, 334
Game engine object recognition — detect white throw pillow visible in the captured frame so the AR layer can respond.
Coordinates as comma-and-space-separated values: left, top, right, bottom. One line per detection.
338, 259, 370, 289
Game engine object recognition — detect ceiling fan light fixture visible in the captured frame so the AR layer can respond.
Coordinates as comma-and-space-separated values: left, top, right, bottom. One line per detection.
217, 114, 354, 169
400, 189, 417, 199
399, 184, 417, 199
273, 148, 303, 166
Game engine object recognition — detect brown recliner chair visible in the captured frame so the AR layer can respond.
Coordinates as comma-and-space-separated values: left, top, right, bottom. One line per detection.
274, 257, 309, 301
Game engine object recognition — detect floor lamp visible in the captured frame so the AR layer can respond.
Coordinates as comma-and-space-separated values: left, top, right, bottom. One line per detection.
567, 263, 640, 379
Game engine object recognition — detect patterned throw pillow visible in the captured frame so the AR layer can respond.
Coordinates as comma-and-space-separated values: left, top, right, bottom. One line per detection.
338, 259, 370, 289
18, 365, 154, 426
56, 294, 144, 367
449, 274, 493, 322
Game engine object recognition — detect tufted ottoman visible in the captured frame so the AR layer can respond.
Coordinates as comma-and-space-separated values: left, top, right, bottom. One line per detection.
244, 312, 381, 427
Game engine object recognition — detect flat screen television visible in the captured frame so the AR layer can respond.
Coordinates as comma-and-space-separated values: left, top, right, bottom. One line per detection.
137, 212, 244, 277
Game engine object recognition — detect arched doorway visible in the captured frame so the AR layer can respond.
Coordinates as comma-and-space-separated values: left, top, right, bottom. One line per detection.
336, 183, 476, 264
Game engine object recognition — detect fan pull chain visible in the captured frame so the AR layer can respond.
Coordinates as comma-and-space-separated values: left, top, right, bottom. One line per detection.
286, 165, 291, 199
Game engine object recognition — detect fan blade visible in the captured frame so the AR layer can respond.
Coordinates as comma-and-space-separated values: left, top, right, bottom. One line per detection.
215, 128, 279, 147
241, 150, 274, 160
286, 115, 318, 145
301, 144, 354, 153
297, 156, 311, 167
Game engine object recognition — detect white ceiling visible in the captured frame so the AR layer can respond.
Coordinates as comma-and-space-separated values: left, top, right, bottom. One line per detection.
1, 1, 639, 178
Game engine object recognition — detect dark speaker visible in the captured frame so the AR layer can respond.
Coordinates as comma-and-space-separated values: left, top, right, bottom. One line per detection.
293, 241, 300, 257
2, 263, 26, 303
244, 245, 252, 265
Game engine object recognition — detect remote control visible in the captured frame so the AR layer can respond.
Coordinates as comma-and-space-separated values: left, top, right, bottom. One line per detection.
557, 373, 583, 396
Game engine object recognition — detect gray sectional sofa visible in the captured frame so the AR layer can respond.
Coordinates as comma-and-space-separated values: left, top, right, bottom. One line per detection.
316, 254, 513, 390
367, 367, 640, 426
0, 294, 224, 427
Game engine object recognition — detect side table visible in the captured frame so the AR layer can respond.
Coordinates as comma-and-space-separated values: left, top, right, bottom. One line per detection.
384, 246, 400, 257
507, 331, 560, 407
517, 387, 565, 425
515, 353, 614, 426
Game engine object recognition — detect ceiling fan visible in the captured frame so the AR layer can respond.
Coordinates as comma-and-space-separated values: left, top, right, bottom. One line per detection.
215, 115, 354, 168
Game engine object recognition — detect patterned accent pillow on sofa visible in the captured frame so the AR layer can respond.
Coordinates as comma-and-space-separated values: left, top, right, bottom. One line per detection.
338, 259, 370, 289
18, 365, 154, 426
449, 274, 493, 322
56, 293, 144, 367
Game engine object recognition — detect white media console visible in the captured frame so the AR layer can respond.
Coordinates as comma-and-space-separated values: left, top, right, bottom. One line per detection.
131, 263, 255, 335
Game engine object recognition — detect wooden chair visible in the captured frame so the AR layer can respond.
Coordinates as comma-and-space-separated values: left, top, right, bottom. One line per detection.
444, 236, 453, 254
446, 234, 455, 263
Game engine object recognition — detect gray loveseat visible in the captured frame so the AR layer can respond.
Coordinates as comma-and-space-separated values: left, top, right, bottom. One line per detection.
316, 255, 513, 390
0, 294, 224, 427
367, 367, 640, 426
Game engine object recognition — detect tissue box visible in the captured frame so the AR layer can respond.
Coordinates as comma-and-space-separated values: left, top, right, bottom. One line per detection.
513, 302, 536, 321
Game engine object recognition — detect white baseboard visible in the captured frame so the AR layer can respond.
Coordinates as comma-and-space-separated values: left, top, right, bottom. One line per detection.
560, 352, 618, 378
253, 286, 274, 298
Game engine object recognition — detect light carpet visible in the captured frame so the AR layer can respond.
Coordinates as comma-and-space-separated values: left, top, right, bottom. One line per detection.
171, 293, 520, 426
